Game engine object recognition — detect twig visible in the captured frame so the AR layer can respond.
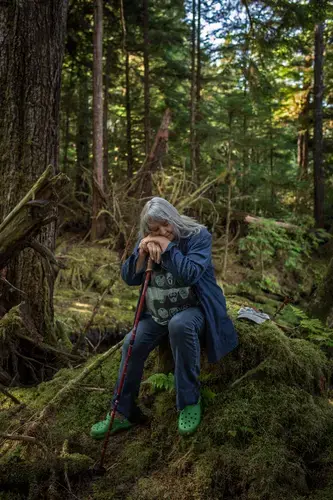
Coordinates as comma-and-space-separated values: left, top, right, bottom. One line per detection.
0, 384, 21, 405
72, 278, 115, 354
80, 386, 107, 392
15, 331, 83, 361
0, 277, 27, 297
0, 432, 48, 454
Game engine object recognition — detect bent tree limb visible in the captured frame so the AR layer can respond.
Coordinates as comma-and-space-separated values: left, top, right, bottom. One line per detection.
0, 167, 69, 270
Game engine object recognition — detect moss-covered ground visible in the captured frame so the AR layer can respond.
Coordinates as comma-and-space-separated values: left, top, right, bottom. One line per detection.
1, 240, 333, 499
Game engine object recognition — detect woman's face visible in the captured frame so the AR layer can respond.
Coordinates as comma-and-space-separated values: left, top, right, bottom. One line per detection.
148, 220, 175, 241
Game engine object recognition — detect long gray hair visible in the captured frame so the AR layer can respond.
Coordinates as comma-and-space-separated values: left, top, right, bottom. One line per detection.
139, 197, 206, 239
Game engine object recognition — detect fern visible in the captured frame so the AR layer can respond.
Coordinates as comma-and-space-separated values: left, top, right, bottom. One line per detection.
143, 372, 175, 392
289, 306, 333, 347
201, 387, 217, 407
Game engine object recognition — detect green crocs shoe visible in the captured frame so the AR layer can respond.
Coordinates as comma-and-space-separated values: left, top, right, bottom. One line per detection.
178, 399, 201, 436
90, 413, 132, 440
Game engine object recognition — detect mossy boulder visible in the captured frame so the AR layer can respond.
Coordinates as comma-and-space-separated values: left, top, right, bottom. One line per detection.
1, 312, 333, 499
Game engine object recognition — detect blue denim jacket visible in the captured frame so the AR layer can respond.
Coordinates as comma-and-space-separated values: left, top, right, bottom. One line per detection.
121, 228, 238, 363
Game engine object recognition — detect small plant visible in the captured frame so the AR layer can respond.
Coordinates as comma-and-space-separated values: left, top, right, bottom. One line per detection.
239, 220, 331, 278
289, 305, 333, 348
201, 387, 217, 407
143, 372, 175, 392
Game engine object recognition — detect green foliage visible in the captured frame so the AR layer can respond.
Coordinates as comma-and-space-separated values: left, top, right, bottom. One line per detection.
2, 305, 333, 499
143, 372, 175, 392
239, 221, 329, 279
290, 305, 333, 347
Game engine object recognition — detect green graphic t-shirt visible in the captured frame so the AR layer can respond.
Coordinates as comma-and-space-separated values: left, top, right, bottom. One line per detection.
145, 263, 199, 325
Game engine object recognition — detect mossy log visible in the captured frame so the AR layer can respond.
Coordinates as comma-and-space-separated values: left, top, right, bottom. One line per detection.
0, 165, 69, 270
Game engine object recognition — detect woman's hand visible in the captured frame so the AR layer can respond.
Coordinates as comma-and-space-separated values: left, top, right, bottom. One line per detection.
138, 238, 149, 257
141, 235, 170, 252
146, 242, 161, 264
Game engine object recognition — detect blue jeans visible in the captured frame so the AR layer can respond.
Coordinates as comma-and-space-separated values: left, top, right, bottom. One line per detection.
112, 307, 205, 418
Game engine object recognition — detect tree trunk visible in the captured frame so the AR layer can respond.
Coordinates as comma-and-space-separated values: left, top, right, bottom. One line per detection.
269, 124, 275, 210
309, 256, 333, 326
120, 0, 134, 179
91, 0, 106, 240
143, 0, 151, 156
297, 91, 310, 180
76, 71, 90, 201
313, 17, 325, 228
190, 0, 196, 178
103, 42, 112, 196
125, 50, 134, 179
61, 71, 73, 175
0, 0, 68, 340
194, 0, 201, 178
222, 113, 233, 280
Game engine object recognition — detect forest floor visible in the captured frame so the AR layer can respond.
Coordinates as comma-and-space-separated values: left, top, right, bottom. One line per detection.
1, 235, 333, 500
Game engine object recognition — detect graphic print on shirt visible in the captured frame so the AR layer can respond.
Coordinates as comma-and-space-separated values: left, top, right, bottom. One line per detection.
145, 264, 199, 325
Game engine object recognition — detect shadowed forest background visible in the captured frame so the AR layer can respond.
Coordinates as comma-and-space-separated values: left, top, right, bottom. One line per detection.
1, 0, 333, 499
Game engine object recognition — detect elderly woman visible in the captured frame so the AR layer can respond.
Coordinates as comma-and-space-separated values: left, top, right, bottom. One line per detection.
91, 197, 238, 438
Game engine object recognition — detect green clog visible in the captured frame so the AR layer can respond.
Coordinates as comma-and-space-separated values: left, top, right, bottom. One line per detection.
178, 399, 201, 436
90, 413, 132, 440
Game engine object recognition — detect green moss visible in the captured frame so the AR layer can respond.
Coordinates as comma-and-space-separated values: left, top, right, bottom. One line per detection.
1, 242, 333, 499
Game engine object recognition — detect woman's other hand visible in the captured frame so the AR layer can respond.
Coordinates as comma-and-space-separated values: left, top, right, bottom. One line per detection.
147, 242, 161, 264
142, 235, 170, 252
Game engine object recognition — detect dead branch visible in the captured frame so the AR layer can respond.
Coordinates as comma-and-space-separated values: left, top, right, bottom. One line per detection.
0, 168, 69, 270
0, 432, 48, 454
28, 240, 66, 269
0, 384, 21, 405
33, 339, 124, 426
127, 109, 171, 198
72, 277, 116, 354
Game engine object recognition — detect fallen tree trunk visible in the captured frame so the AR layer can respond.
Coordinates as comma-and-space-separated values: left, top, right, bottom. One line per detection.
127, 108, 171, 198
220, 210, 298, 231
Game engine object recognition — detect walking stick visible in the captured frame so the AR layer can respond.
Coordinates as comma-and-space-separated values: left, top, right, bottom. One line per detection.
93, 258, 153, 475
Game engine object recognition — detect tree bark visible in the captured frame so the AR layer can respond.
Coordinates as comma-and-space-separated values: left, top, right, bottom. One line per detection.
194, 0, 201, 178
313, 17, 325, 228
76, 70, 90, 201
125, 50, 134, 179
190, 0, 197, 178
103, 42, 112, 196
222, 113, 233, 280
143, 0, 151, 156
91, 0, 106, 240
309, 256, 333, 326
120, 0, 134, 179
297, 91, 310, 180
0, 0, 68, 340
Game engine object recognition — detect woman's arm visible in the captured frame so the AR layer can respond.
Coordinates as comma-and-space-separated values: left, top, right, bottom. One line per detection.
146, 229, 212, 286
121, 241, 147, 286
